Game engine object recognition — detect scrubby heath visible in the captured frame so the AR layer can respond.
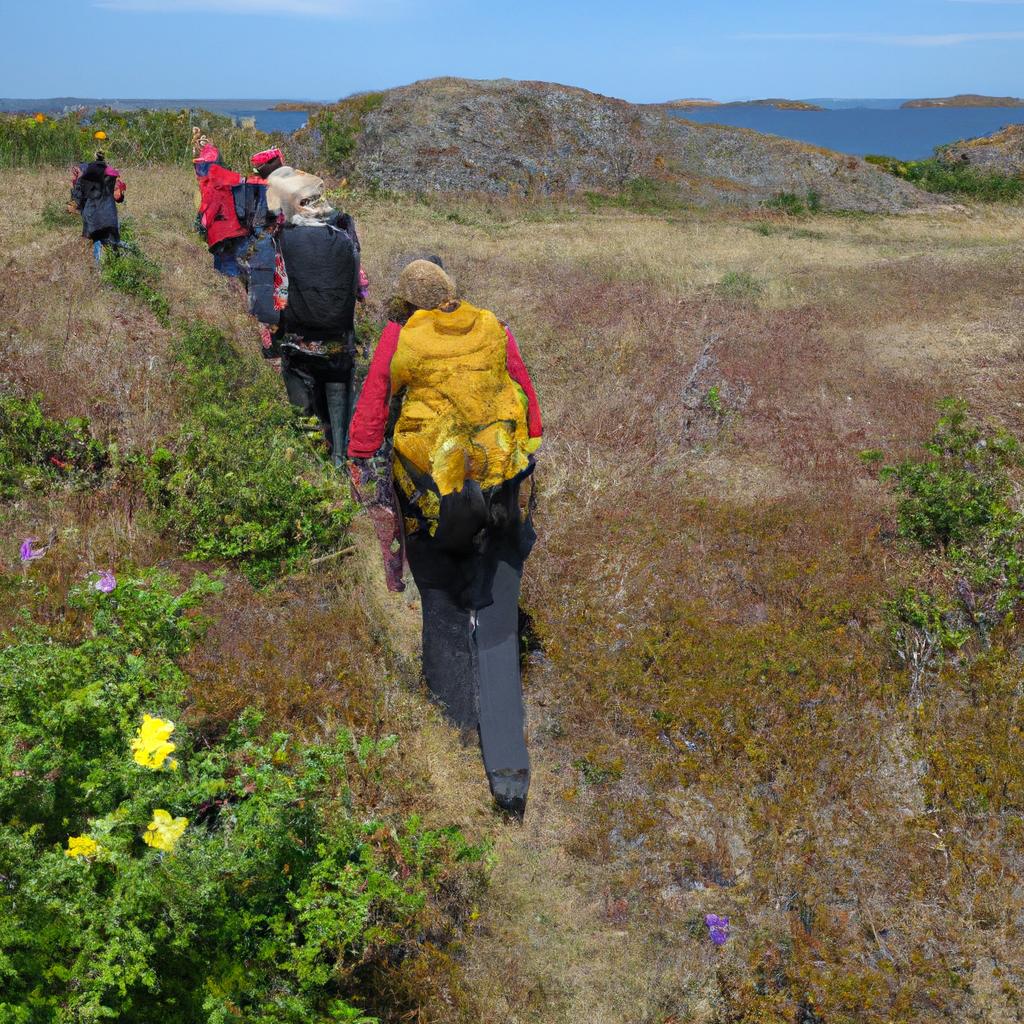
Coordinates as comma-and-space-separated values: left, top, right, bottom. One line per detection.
4, 162, 1024, 1022
0, 107, 281, 169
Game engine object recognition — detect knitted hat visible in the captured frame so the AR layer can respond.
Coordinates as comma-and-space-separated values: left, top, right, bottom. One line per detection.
396, 260, 457, 311
251, 147, 283, 169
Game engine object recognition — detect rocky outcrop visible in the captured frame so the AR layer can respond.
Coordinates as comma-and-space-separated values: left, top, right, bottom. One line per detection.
663, 98, 825, 111
903, 95, 1024, 109
939, 124, 1024, 177
303, 78, 947, 213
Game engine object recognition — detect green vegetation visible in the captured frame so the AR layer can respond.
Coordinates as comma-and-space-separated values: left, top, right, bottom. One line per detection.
880, 399, 1024, 641
763, 189, 822, 215
307, 93, 385, 169
100, 221, 171, 326
0, 569, 484, 1023
38, 197, 78, 229
866, 154, 1024, 201
0, 393, 108, 499
717, 270, 764, 300
584, 177, 686, 214
144, 319, 356, 584
0, 108, 279, 169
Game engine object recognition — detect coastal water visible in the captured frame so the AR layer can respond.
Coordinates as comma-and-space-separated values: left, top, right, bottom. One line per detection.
668, 105, 1024, 160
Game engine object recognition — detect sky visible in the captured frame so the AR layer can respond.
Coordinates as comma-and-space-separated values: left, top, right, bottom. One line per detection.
3, 0, 1024, 102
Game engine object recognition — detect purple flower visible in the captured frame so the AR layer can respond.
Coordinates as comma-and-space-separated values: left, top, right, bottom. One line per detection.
19, 538, 45, 562
93, 570, 116, 593
705, 913, 730, 946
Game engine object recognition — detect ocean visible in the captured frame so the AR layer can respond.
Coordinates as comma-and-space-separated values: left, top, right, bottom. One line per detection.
668, 104, 1024, 160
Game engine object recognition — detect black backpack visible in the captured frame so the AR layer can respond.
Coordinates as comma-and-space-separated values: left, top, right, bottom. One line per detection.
278, 213, 360, 342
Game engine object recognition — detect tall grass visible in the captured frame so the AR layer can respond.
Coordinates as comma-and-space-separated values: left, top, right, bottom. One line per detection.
0, 108, 282, 170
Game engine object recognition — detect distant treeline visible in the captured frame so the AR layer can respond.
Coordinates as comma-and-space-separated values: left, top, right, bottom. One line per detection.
0, 108, 282, 169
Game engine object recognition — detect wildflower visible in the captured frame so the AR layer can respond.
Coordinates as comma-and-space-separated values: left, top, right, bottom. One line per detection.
143, 809, 188, 852
130, 714, 178, 771
34, 113, 46, 123
93, 570, 117, 593
19, 538, 45, 562
705, 913, 730, 946
65, 835, 100, 859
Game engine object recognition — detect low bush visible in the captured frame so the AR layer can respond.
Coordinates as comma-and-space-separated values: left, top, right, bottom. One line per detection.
303, 93, 385, 172
143, 320, 356, 584
866, 153, 1024, 201
0, 569, 485, 1023
100, 221, 171, 326
0, 392, 108, 499
584, 177, 686, 214
717, 270, 764, 301
763, 189, 822, 215
878, 399, 1024, 663
0, 108, 281, 170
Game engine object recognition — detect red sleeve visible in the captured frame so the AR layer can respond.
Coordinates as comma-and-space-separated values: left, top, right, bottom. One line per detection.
347, 321, 401, 457
505, 328, 542, 438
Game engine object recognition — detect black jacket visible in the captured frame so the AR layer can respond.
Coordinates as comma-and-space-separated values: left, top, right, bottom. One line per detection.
278, 212, 360, 342
72, 162, 121, 241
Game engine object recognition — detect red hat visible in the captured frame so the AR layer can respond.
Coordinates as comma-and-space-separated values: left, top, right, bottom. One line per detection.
251, 147, 283, 168
193, 143, 219, 164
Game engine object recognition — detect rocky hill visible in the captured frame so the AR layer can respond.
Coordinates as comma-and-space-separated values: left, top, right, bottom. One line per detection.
903, 94, 1024, 109
939, 123, 1024, 176
300, 78, 944, 213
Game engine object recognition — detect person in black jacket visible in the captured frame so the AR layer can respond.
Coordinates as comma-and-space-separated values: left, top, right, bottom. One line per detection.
264, 167, 362, 466
71, 147, 126, 264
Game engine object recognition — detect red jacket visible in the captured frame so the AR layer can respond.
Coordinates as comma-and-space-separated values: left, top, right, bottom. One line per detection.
198, 164, 248, 249
348, 319, 542, 459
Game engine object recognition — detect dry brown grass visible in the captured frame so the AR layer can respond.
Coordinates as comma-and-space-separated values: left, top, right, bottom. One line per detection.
4, 167, 1024, 1022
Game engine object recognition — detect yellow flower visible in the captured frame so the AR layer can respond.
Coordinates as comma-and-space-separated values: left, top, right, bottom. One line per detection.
130, 714, 178, 771
93, 130, 107, 140
65, 835, 100, 859
34, 113, 46, 123
143, 809, 188, 852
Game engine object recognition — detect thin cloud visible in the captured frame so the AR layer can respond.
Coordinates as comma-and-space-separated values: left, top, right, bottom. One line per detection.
738, 30, 1024, 46
95, 0, 371, 14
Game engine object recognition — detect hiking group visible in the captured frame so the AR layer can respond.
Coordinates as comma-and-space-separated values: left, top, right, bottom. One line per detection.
69, 129, 543, 819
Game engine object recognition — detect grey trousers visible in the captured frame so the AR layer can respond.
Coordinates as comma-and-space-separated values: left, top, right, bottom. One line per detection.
414, 546, 531, 812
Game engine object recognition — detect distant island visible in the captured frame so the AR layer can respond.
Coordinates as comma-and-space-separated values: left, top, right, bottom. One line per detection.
272, 101, 323, 112
662, 98, 825, 112
902, 94, 1024, 109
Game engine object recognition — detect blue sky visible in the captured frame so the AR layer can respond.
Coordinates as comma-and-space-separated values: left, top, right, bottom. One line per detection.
4, 0, 1024, 101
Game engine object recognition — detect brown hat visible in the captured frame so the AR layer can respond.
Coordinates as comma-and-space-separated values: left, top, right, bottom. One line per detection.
396, 259, 456, 311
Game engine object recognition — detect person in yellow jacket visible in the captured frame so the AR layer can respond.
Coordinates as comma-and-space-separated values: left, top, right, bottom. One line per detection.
348, 259, 542, 818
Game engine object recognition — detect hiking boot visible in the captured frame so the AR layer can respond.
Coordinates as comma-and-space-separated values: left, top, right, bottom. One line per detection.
489, 769, 529, 822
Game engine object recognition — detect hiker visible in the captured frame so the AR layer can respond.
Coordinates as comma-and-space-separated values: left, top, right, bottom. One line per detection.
70, 136, 126, 264
347, 259, 543, 818
261, 166, 363, 465
250, 146, 285, 179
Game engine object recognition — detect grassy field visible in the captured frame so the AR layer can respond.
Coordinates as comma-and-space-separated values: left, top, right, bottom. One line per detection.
3, 166, 1024, 1022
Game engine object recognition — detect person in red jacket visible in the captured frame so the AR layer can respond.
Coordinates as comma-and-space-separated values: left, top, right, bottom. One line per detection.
197, 163, 249, 276
347, 257, 542, 819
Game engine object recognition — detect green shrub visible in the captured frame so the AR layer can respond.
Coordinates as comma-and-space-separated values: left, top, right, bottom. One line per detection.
880, 398, 1021, 551
0, 392, 108, 499
866, 153, 1024, 202
0, 570, 484, 1023
763, 190, 821, 215
0, 108, 282, 170
717, 270, 764, 301
39, 197, 79, 229
143, 321, 356, 584
585, 177, 685, 214
307, 93, 384, 171
100, 223, 171, 325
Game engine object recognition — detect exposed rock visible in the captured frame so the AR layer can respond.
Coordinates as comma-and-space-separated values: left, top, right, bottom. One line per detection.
903, 94, 1024, 109
939, 123, 1024, 177
662, 98, 825, 111
300, 78, 946, 213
